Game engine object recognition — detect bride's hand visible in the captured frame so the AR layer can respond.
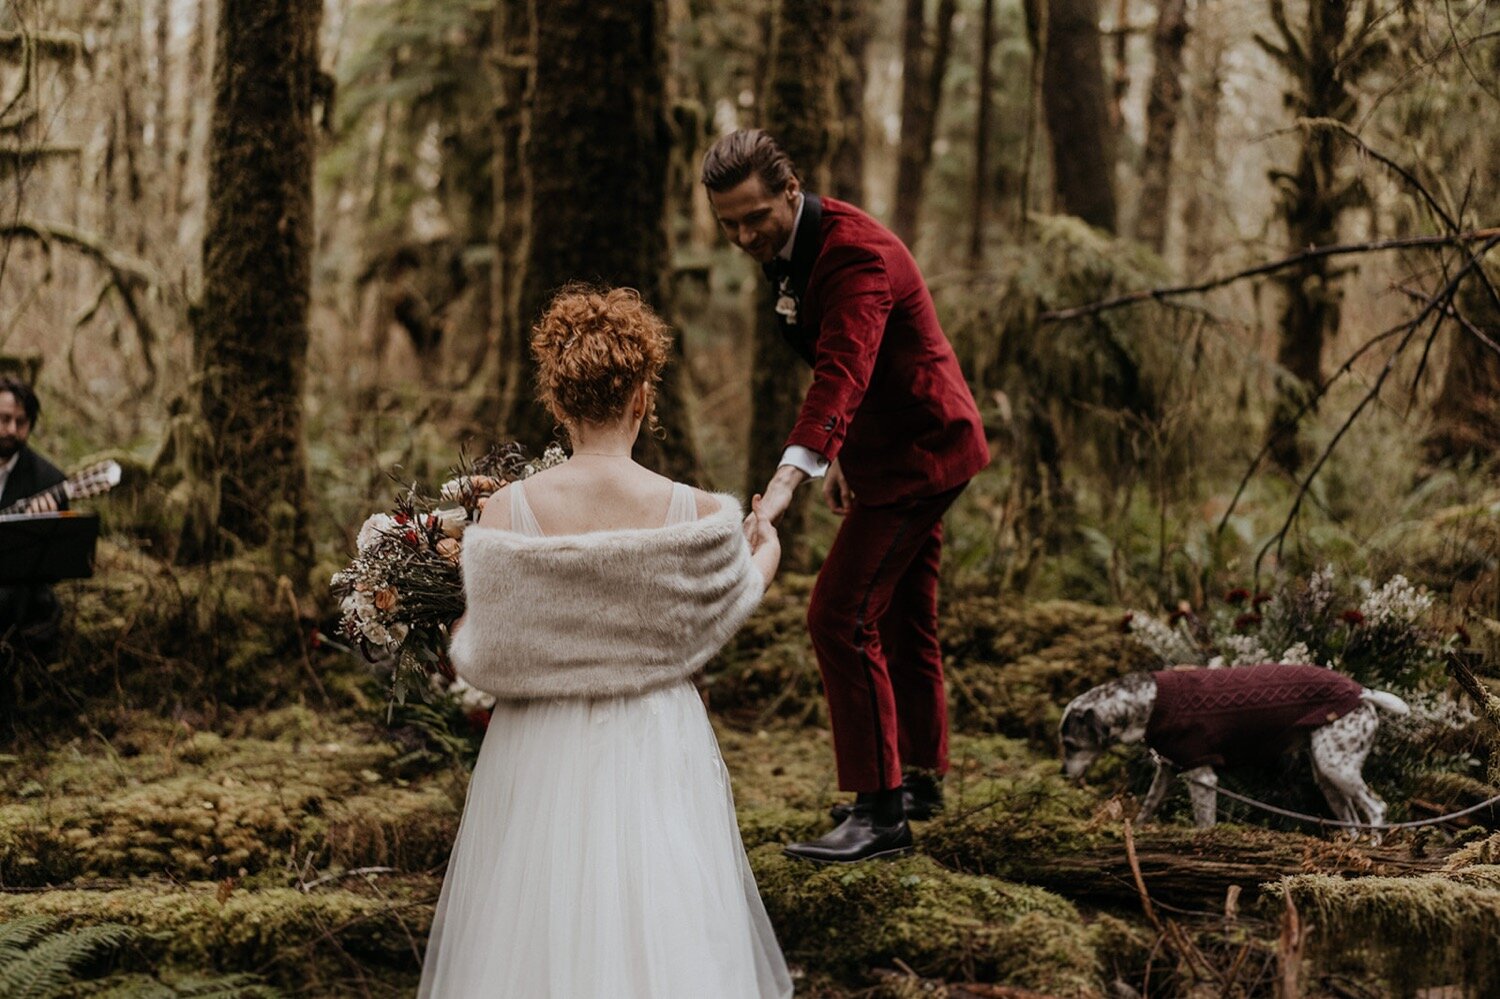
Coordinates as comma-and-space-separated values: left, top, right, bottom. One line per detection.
746, 495, 780, 556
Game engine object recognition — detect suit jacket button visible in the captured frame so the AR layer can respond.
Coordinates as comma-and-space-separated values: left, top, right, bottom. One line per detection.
823, 418, 835, 431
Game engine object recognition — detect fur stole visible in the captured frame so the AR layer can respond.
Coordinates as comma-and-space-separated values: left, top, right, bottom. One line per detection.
449, 492, 764, 700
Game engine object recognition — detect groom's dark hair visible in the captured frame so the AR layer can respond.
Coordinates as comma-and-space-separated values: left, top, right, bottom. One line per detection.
700, 129, 798, 194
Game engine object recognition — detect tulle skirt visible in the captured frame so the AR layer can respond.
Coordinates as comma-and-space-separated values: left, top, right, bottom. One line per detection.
417, 680, 793, 999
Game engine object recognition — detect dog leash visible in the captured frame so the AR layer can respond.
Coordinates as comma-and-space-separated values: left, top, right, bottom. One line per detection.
1181, 775, 1500, 831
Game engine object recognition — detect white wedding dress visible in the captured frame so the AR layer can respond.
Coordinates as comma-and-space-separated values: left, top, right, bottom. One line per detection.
417, 481, 793, 999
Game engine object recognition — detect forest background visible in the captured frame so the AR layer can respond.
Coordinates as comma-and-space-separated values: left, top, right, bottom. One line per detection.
2, 0, 1500, 997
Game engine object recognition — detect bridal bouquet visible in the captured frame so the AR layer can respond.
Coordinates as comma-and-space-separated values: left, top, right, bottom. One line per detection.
333, 442, 567, 704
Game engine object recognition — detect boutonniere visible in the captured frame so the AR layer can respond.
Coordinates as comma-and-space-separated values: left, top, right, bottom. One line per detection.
774, 276, 799, 326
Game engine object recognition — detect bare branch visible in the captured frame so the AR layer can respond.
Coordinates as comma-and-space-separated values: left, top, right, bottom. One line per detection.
0, 219, 161, 387
1038, 228, 1500, 323
0, 30, 85, 61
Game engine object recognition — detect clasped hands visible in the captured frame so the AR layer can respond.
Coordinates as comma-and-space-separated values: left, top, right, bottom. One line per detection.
743, 458, 854, 547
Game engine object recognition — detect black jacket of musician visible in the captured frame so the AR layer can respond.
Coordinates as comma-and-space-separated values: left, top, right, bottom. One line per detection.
0, 445, 68, 512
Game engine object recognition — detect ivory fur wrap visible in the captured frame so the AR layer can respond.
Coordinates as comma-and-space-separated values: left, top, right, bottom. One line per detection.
449, 492, 764, 700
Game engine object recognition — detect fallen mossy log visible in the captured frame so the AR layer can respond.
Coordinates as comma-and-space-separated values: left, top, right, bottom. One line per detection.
1266, 866, 1500, 996
925, 814, 1450, 910
749, 846, 1105, 997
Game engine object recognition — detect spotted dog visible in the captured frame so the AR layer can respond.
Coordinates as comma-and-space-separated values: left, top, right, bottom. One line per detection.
1059, 663, 1410, 833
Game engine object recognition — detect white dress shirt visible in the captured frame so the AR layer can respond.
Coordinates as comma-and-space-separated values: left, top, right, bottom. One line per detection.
773, 194, 830, 480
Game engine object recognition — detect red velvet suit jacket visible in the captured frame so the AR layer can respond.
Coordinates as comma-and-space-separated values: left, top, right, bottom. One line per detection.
771, 195, 989, 506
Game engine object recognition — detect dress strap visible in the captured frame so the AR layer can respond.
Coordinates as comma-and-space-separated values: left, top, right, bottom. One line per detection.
509, 481, 545, 537
664, 482, 698, 526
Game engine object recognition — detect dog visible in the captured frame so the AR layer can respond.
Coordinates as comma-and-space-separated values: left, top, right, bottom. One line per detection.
1059, 663, 1410, 833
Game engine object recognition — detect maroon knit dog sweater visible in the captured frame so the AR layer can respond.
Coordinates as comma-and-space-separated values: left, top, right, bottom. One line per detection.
1146, 664, 1366, 769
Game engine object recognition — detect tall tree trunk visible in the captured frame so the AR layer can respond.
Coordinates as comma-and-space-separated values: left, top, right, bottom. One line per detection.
1134, 0, 1190, 253
747, 0, 836, 539
1261, 0, 1375, 473
478, 0, 531, 434
519, 0, 700, 482
1426, 271, 1500, 460
830, 0, 872, 204
194, 0, 320, 566
1039, 0, 1117, 232
891, 0, 957, 246
969, 0, 997, 265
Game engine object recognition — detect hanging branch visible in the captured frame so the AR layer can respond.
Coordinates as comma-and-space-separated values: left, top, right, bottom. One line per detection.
0, 219, 162, 386
1037, 227, 1500, 323
1249, 235, 1500, 579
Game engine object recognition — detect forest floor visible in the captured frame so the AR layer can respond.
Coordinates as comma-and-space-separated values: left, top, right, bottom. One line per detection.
3, 582, 1500, 997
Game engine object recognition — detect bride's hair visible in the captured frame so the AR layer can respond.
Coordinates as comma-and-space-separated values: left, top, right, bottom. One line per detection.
531, 284, 671, 432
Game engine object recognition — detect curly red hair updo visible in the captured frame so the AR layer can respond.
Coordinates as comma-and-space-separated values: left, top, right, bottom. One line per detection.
530, 284, 672, 431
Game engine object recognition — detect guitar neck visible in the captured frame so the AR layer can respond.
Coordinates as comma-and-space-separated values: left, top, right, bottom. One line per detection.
0, 481, 66, 516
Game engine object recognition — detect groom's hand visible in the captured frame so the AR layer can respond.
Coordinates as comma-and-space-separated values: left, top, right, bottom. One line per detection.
822, 458, 854, 515
759, 464, 808, 526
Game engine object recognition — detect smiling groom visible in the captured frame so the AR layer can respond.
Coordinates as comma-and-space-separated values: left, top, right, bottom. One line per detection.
702, 129, 989, 863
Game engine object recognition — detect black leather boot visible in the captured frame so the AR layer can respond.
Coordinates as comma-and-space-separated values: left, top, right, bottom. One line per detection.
783, 809, 913, 864
828, 769, 944, 823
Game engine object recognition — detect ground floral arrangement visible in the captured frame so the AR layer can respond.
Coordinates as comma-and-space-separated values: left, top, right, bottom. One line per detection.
331, 442, 567, 708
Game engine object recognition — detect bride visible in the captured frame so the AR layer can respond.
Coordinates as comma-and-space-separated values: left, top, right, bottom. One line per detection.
418, 285, 793, 998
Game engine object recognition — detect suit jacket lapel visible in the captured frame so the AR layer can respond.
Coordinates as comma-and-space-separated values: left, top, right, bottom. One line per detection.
767, 193, 825, 363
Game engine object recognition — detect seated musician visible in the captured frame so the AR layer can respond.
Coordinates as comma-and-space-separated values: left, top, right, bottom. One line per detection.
0, 376, 67, 647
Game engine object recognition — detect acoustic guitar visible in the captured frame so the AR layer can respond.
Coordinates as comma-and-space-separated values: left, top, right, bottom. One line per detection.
0, 460, 123, 517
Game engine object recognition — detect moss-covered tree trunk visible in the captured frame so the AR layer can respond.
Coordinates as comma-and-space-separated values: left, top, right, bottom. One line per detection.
478, 0, 532, 435
1134, 0, 1189, 253
830, 0, 872, 205
969, 0, 997, 265
192, 0, 319, 566
747, 0, 835, 534
516, 0, 699, 481
1038, 0, 1117, 232
1260, 0, 1378, 473
891, 0, 957, 247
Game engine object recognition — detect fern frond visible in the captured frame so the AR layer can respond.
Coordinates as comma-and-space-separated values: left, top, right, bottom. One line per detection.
0, 922, 134, 999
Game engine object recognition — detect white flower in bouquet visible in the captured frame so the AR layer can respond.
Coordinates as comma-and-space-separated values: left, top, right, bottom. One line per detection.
434, 506, 468, 537
357, 512, 398, 552
1128, 613, 1200, 665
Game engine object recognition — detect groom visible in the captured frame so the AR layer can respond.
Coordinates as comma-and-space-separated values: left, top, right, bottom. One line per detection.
703, 130, 989, 862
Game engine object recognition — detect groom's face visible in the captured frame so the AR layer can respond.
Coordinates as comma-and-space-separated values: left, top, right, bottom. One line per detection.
707, 175, 800, 265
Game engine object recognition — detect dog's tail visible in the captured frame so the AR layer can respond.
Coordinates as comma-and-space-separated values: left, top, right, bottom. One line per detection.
1361, 688, 1411, 716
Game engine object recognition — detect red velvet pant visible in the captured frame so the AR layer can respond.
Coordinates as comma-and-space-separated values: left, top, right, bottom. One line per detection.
807, 484, 965, 792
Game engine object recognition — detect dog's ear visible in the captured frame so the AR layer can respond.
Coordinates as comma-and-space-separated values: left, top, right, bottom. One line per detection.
1081, 707, 1107, 742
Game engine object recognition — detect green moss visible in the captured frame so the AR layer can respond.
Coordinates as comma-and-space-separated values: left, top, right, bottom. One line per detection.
750, 847, 1101, 995
1267, 871, 1500, 995
0, 714, 460, 885
0, 881, 435, 992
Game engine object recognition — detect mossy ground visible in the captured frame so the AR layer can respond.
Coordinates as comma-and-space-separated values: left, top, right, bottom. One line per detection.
5, 581, 1499, 995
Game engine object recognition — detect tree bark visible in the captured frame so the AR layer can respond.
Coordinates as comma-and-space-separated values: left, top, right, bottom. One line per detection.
193, 0, 320, 566
1262, 0, 1373, 473
478, 0, 532, 435
519, 0, 700, 481
1134, 0, 1190, 254
891, 0, 958, 246
969, 0, 997, 266
830, 0, 873, 204
1039, 0, 1117, 232
1426, 272, 1500, 460
891, 0, 928, 245
747, 0, 836, 533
